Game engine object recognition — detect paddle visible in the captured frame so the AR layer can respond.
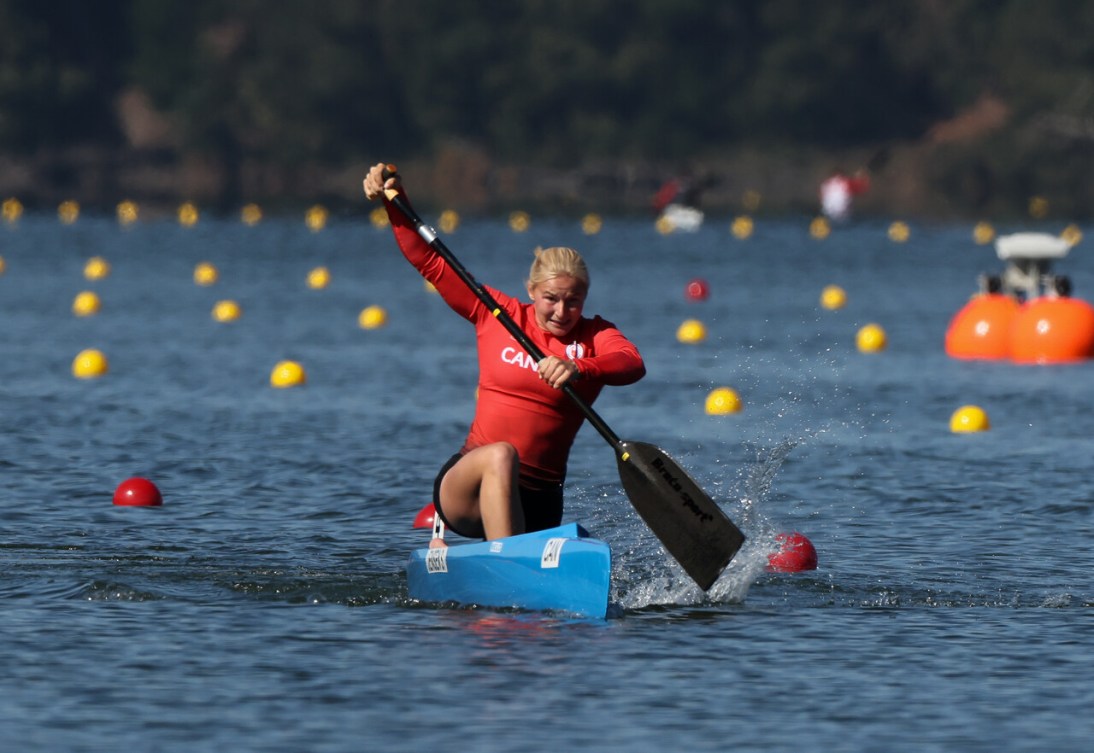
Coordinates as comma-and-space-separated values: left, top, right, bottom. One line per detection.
380, 167, 745, 590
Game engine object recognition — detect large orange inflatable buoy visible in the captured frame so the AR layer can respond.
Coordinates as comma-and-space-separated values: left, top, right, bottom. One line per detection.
1010, 297, 1094, 364
944, 294, 1020, 360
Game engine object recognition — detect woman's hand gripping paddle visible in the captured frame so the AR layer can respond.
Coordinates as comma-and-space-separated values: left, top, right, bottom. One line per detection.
379, 166, 745, 590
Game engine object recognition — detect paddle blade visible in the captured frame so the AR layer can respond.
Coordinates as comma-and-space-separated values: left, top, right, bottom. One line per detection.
615, 441, 745, 590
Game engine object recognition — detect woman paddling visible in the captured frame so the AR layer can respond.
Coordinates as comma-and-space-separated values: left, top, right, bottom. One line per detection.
364, 163, 646, 545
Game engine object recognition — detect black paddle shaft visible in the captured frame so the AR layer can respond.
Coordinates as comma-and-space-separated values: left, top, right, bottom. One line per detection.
380, 169, 745, 589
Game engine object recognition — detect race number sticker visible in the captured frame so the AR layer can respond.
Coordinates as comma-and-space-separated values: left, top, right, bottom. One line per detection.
426, 547, 448, 574
541, 538, 565, 569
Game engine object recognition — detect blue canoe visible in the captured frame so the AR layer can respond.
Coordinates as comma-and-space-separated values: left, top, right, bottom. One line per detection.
405, 523, 611, 618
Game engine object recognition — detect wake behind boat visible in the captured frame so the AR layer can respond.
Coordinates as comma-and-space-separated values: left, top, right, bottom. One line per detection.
652, 175, 706, 232
657, 203, 704, 232
406, 523, 612, 618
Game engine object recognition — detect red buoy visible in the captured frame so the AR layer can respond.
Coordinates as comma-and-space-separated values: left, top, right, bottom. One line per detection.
944, 293, 1019, 360
767, 532, 817, 573
685, 278, 710, 302
412, 502, 435, 529
1010, 296, 1094, 364
113, 477, 163, 507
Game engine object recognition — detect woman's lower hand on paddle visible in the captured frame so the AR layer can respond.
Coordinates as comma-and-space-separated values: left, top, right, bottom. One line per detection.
363, 162, 399, 201
537, 356, 580, 389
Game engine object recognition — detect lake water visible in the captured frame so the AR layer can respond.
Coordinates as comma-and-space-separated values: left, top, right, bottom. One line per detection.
1, 209, 1092, 752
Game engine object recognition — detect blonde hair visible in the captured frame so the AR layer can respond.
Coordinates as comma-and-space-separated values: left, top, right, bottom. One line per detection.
528, 246, 589, 290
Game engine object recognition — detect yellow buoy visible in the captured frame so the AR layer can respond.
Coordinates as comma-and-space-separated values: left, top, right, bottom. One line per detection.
116, 200, 138, 225
655, 215, 675, 235
731, 215, 754, 239
193, 261, 219, 286
509, 211, 530, 233
359, 305, 388, 330
705, 387, 742, 415
439, 209, 460, 233
809, 217, 830, 240
950, 405, 990, 433
307, 266, 331, 289
581, 213, 603, 235
0, 255, 6, 276
1060, 224, 1083, 246
888, 221, 910, 243
3, 197, 23, 223
820, 284, 847, 310
369, 205, 389, 229
676, 319, 707, 344
856, 323, 887, 353
84, 256, 110, 281
270, 360, 306, 388
72, 291, 101, 317
1028, 196, 1049, 219
178, 202, 199, 227
973, 221, 995, 245
212, 300, 241, 322
72, 348, 108, 379
58, 200, 80, 224
306, 204, 329, 231
241, 203, 263, 226
742, 189, 762, 212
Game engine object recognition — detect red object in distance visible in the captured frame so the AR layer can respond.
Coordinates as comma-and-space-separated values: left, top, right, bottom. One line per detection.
113, 477, 163, 507
685, 279, 710, 302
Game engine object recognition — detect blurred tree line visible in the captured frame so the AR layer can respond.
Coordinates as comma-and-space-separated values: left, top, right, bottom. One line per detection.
0, 0, 1091, 216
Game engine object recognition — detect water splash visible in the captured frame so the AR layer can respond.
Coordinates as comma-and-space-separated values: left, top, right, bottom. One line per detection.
600, 438, 811, 612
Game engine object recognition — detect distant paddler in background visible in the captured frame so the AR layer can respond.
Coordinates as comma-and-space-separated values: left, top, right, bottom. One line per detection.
819, 166, 871, 221
651, 171, 709, 232
363, 163, 646, 547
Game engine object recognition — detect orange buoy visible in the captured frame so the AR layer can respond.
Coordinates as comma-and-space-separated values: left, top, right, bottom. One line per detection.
944, 294, 1020, 360
1010, 297, 1094, 364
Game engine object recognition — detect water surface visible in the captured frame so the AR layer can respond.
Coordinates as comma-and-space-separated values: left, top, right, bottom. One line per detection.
2, 213, 1092, 751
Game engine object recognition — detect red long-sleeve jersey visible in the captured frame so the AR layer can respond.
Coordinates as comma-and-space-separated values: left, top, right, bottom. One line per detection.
383, 191, 646, 486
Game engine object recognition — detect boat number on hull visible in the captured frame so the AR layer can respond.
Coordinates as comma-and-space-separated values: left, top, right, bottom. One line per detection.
426, 547, 448, 574
541, 538, 565, 569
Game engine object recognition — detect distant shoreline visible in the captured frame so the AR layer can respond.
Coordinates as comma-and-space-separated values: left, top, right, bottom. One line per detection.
1, 142, 1088, 223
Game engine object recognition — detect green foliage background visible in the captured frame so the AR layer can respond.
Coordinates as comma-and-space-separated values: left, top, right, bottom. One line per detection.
1, 0, 1091, 216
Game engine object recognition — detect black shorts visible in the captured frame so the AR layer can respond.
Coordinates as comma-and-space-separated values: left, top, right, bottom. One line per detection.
432, 452, 564, 539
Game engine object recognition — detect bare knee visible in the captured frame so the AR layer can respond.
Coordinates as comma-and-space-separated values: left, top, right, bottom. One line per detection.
436, 444, 521, 539
475, 443, 522, 539
481, 442, 519, 479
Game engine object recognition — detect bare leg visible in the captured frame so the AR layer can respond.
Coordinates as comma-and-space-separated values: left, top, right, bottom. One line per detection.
438, 443, 524, 540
